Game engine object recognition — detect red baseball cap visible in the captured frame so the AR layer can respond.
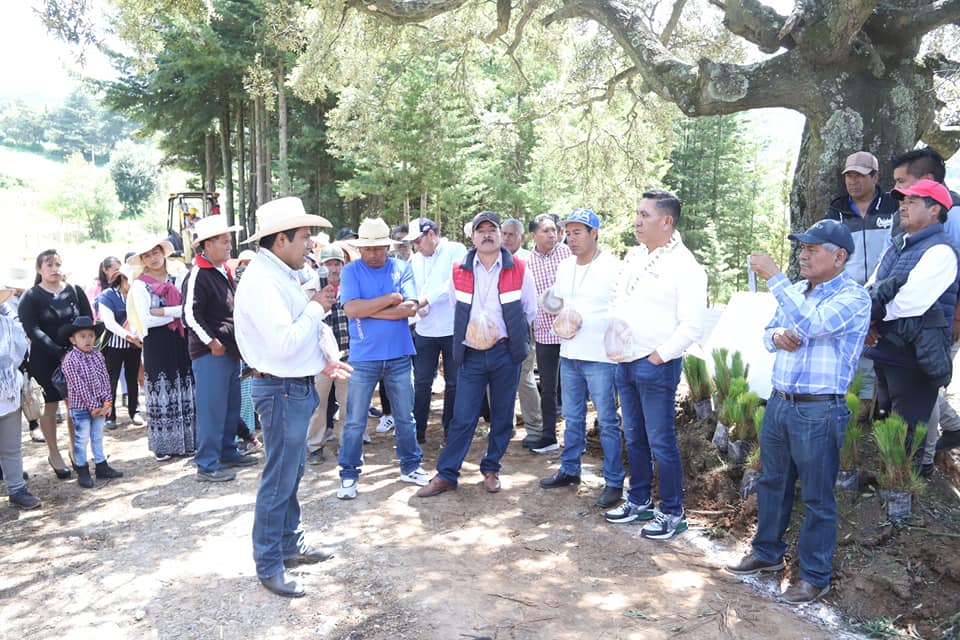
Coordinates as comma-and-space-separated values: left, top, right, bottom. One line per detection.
891, 179, 952, 211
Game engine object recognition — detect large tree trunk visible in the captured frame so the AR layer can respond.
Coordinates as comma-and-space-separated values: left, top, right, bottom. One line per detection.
249, 101, 260, 226
276, 63, 290, 196
204, 131, 215, 196
218, 105, 235, 231
237, 100, 247, 233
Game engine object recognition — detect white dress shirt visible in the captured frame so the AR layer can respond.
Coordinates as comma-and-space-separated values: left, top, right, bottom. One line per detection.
234, 249, 336, 377
611, 232, 707, 362
410, 238, 467, 337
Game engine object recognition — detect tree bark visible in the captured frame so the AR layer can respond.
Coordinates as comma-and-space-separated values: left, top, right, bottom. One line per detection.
218, 105, 235, 231
204, 131, 215, 196
237, 100, 247, 233
276, 62, 290, 196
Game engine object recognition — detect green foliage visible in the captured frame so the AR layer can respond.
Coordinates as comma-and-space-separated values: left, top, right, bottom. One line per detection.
872, 414, 927, 495
109, 140, 161, 218
736, 391, 761, 440
45, 154, 121, 241
840, 422, 862, 471
682, 355, 711, 401
712, 348, 732, 405
848, 371, 865, 398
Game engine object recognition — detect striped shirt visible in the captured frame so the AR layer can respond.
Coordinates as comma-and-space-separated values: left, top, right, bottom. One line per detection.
764, 271, 871, 395
529, 243, 571, 343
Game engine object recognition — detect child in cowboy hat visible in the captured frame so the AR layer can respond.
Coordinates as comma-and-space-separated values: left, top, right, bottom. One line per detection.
59, 316, 124, 488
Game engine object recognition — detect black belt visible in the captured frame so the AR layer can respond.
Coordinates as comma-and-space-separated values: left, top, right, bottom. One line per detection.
774, 390, 843, 403
467, 337, 508, 352
251, 370, 314, 385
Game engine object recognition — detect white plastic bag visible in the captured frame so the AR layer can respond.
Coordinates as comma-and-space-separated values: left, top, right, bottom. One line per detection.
465, 311, 499, 350
553, 308, 582, 339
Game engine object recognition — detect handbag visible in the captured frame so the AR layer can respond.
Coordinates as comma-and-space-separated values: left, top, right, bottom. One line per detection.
20, 376, 45, 421
51, 365, 69, 400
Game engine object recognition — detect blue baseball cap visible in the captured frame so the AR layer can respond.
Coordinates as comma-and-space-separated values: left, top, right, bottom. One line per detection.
564, 207, 600, 230
787, 219, 855, 255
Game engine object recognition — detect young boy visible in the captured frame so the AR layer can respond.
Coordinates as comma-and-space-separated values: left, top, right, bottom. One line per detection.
60, 316, 123, 488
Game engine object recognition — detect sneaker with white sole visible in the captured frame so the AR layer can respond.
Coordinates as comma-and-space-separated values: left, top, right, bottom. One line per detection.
375, 415, 395, 433
640, 509, 688, 540
399, 467, 431, 486
337, 478, 358, 500
604, 499, 655, 524
131, 412, 145, 426
362, 432, 372, 444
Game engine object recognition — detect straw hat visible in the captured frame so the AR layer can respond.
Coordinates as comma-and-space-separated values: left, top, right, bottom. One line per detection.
192, 215, 242, 247
117, 263, 137, 282
348, 218, 396, 248
243, 197, 332, 245
127, 237, 176, 266
237, 249, 257, 263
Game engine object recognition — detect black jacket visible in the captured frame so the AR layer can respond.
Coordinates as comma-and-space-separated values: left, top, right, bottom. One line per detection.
825, 187, 898, 285
181, 256, 239, 360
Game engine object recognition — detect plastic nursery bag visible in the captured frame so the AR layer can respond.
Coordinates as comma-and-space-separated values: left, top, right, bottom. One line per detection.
539, 287, 564, 314
604, 316, 639, 362
553, 308, 582, 339
465, 311, 499, 350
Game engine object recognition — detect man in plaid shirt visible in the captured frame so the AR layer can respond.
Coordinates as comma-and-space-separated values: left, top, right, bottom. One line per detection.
527, 213, 571, 452
727, 219, 870, 605
307, 245, 352, 463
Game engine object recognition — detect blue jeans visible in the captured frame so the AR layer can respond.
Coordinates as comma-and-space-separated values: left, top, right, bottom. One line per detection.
192, 354, 242, 473
251, 377, 318, 580
616, 357, 684, 515
753, 393, 848, 588
436, 342, 522, 484
559, 358, 624, 486
339, 357, 421, 480
413, 333, 457, 439
70, 409, 106, 467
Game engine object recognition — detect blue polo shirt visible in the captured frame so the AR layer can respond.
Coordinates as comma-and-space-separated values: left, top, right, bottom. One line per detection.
340, 257, 417, 361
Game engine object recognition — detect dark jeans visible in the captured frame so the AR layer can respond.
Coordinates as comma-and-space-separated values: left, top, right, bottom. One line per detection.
535, 342, 561, 441
435, 342, 521, 484
753, 393, 848, 588
103, 345, 141, 421
413, 333, 457, 439
874, 362, 941, 460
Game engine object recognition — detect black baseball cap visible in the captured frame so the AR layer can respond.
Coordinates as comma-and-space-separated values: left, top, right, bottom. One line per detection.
471, 211, 501, 232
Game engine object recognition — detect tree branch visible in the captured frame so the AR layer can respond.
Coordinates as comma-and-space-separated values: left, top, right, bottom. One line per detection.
345, 0, 471, 24
660, 0, 688, 46
922, 124, 960, 160
505, 1, 540, 55
871, 0, 960, 39
711, 0, 793, 54
575, 66, 638, 108
544, 0, 813, 116
483, 0, 512, 43
792, 0, 879, 64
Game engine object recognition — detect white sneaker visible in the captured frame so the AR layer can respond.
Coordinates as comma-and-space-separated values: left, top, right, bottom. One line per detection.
375, 415, 395, 433
399, 467, 431, 486
362, 432, 372, 444
337, 478, 358, 500
131, 412, 144, 426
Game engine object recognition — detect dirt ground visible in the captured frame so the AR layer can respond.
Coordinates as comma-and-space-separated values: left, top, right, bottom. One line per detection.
0, 393, 881, 640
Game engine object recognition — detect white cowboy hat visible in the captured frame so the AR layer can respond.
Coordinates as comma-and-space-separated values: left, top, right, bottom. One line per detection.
127, 237, 176, 266
2, 263, 35, 290
312, 231, 331, 248
116, 263, 137, 282
192, 215, 243, 247
243, 197, 332, 245
237, 249, 257, 263
349, 218, 396, 248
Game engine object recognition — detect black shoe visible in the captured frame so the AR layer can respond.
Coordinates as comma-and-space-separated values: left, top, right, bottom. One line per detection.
74, 464, 94, 489
48, 457, 71, 480
95, 461, 124, 479
527, 437, 559, 454
8, 487, 41, 510
283, 545, 335, 568
539, 469, 581, 489
220, 455, 259, 468
594, 485, 623, 508
936, 430, 960, 452
259, 572, 305, 598
521, 435, 541, 449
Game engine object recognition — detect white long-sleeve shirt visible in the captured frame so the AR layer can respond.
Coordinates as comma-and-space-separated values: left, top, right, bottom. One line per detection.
611, 232, 707, 362
234, 248, 336, 377
410, 238, 467, 337
129, 274, 185, 332
867, 243, 958, 321
552, 251, 621, 362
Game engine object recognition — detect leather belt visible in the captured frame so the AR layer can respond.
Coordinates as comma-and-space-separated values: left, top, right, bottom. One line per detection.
467, 337, 508, 351
774, 390, 843, 403
251, 370, 314, 385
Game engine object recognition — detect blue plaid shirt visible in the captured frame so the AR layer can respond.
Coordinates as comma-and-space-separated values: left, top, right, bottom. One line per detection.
764, 271, 871, 395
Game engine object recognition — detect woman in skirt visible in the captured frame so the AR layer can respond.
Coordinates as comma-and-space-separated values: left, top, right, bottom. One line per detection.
127, 238, 196, 460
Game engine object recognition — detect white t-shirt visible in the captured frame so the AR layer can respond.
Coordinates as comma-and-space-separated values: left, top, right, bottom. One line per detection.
552, 251, 621, 362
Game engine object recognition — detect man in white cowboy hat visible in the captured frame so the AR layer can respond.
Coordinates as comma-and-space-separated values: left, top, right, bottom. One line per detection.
336, 217, 430, 500
234, 197, 352, 599
182, 215, 256, 484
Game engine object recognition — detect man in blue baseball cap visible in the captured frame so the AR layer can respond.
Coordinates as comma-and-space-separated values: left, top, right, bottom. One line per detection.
726, 219, 871, 604
538, 208, 625, 508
